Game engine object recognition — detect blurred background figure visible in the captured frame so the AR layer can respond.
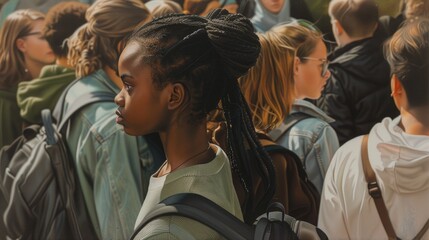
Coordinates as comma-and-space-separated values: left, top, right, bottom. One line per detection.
183, 0, 220, 15
146, 0, 182, 17
16, 1, 89, 125
0, 0, 95, 27
0, 9, 54, 148
250, 0, 295, 32
380, 0, 429, 36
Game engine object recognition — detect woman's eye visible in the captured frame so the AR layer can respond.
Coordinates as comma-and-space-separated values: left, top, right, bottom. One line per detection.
124, 83, 134, 92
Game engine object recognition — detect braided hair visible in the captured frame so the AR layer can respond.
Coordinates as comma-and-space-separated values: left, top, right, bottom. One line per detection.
127, 9, 276, 223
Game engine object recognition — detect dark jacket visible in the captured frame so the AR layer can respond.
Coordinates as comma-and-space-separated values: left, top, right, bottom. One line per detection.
316, 32, 399, 145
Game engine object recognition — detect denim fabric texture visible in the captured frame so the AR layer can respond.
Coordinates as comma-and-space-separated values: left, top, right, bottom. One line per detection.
272, 99, 339, 193
63, 69, 158, 240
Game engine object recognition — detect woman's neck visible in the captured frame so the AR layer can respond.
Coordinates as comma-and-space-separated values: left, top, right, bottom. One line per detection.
25, 59, 46, 79
158, 121, 213, 176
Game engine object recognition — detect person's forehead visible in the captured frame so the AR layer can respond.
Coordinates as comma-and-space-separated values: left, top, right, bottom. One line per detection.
120, 42, 144, 64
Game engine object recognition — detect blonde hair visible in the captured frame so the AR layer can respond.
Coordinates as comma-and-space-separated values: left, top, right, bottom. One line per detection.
0, 9, 45, 89
146, 0, 182, 18
240, 24, 323, 131
67, 0, 152, 78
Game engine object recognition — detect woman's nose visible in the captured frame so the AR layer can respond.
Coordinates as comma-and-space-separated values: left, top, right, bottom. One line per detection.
324, 69, 331, 79
114, 92, 124, 107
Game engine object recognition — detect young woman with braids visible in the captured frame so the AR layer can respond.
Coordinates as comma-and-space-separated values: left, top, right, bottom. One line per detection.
114, 9, 275, 239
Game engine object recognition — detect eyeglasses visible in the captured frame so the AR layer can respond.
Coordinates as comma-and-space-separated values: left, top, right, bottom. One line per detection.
18, 31, 43, 38
300, 57, 329, 77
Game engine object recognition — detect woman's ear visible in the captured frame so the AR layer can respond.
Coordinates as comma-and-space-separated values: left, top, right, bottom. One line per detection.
168, 82, 186, 110
16, 38, 26, 53
293, 57, 300, 76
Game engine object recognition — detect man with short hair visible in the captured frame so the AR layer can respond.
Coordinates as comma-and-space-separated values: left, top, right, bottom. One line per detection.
318, 18, 429, 239
316, 0, 399, 145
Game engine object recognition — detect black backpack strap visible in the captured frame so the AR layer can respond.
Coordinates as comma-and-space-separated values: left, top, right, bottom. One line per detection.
267, 112, 312, 142
131, 193, 252, 240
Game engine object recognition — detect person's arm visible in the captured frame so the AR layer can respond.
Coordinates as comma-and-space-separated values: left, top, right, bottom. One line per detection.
316, 72, 355, 145
304, 123, 339, 193
318, 152, 350, 239
79, 129, 153, 239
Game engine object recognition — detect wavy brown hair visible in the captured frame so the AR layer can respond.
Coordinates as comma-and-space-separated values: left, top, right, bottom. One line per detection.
67, 0, 152, 78
0, 9, 44, 90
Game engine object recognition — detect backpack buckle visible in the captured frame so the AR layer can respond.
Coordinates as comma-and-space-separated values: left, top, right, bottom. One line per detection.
368, 182, 381, 198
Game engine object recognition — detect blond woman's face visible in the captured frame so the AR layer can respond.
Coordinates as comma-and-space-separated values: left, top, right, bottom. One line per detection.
294, 39, 331, 100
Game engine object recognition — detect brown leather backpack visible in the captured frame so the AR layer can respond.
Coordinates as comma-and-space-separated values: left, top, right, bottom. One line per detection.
207, 120, 320, 225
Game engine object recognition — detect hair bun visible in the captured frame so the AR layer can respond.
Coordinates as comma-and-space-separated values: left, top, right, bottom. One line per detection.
205, 9, 260, 79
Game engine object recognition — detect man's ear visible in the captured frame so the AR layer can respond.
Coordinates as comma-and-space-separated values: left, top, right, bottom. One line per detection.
16, 38, 26, 53
333, 20, 344, 36
168, 82, 186, 110
391, 74, 403, 96
391, 74, 404, 110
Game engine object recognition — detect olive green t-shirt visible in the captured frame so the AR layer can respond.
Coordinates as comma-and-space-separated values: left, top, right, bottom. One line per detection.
133, 145, 242, 240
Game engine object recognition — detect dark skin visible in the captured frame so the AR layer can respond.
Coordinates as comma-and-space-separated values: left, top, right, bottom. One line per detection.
115, 41, 216, 177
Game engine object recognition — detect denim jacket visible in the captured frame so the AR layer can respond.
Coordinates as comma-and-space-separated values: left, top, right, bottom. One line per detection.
270, 99, 339, 193
63, 70, 160, 239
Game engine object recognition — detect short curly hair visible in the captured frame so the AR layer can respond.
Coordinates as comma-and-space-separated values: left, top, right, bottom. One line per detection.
43, 1, 89, 58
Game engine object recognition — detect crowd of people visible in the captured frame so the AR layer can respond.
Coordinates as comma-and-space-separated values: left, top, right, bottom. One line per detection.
0, 0, 428, 239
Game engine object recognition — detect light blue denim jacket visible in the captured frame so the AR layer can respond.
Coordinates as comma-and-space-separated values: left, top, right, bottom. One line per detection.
270, 99, 339, 193
63, 70, 158, 239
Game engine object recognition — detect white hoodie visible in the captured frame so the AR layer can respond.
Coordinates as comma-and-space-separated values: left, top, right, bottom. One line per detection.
318, 117, 429, 240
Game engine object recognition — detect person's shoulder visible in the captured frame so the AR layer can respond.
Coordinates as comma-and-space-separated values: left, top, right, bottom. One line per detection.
292, 100, 334, 124
329, 136, 363, 172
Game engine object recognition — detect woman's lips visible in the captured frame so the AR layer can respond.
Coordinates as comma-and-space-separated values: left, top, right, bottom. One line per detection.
115, 109, 124, 124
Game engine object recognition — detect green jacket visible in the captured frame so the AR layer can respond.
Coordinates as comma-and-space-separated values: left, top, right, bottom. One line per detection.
16, 65, 75, 124
0, 87, 22, 148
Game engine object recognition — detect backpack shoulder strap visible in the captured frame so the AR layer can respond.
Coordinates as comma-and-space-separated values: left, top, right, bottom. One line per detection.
262, 143, 309, 181
267, 112, 312, 142
57, 92, 115, 130
361, 135, 398, 240
131, 193, 252, 240
51, 79, 116, 131
362, 135, 429, 240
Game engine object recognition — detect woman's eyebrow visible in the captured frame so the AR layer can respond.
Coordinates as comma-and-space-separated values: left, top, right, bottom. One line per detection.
120, 74, 133, 81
